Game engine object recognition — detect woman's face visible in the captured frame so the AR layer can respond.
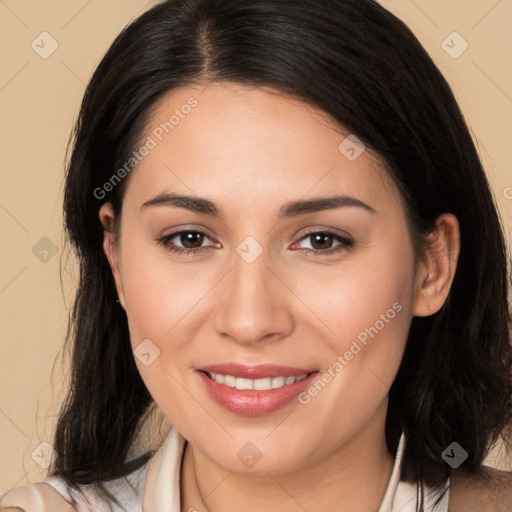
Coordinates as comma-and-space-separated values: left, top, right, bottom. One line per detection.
101, 82, 425, 474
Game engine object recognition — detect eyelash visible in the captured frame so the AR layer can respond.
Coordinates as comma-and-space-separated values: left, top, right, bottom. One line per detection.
156, 229, 354, 257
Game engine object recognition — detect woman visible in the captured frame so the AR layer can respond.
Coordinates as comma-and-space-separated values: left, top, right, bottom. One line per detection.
2, 0, 511, 511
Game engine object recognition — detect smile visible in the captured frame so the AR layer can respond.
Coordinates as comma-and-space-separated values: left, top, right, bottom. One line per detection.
196, 364, 319, 416
205, 372, 309, 391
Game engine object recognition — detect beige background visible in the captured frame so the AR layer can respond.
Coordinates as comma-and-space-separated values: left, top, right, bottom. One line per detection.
1, 0, 511, 494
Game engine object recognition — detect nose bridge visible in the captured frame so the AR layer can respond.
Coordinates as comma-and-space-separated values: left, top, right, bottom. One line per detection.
213, 238, 294, 344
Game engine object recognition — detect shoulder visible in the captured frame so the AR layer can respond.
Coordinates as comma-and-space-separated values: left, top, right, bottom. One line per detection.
0, 482, 75, 512
448, 465, 512, 512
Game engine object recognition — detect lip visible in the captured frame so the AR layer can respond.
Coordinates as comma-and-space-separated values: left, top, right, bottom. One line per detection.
196, 364, 319, 416
199, 363, 316, 379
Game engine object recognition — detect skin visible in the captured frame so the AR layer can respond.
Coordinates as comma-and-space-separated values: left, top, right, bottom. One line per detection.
99, 82, 460, 512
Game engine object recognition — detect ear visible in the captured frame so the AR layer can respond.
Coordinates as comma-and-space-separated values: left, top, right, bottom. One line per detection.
98, 202, 126, 310
413, 213, 460, 317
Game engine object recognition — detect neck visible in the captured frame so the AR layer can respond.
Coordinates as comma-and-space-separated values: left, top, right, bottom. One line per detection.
180, 403, 396, 512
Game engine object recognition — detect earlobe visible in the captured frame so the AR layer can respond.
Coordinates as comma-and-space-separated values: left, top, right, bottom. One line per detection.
98, 202, 126, 310
413, 213, 460, 317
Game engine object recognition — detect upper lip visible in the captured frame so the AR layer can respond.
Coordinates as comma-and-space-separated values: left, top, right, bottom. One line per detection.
198, 363, 317, 379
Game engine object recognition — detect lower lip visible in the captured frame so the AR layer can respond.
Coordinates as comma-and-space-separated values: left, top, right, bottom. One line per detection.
196, 370, 318, 416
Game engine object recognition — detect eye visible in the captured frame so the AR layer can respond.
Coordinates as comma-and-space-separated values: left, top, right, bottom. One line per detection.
156, 230, 218, 257
293, 230, 354, 256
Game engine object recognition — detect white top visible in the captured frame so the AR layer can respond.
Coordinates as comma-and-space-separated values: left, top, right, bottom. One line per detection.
39, 425, 449, 511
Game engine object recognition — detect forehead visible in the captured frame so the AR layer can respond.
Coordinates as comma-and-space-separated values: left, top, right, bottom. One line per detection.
122, 82, 397, 212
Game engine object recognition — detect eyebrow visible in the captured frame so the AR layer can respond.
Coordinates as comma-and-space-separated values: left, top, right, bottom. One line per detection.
140, 192, 377, 217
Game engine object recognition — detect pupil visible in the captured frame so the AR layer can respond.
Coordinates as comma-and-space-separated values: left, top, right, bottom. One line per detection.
181, 232, 204, 249
311, 233, 332, 250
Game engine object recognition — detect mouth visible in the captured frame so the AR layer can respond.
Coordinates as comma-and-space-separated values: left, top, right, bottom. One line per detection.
195, 363, 319, 416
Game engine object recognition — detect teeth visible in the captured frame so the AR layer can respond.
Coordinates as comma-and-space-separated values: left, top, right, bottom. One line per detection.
253, 378, 272, 390
271, 376, 285, 388
235, 378, 253, 390
207, 372, 309, 390
223, 374, 236, 387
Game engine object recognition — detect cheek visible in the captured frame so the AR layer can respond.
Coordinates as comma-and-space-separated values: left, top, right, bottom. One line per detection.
290, 235, 415, 423
117, 235, 219, 420
292, 237, 415, 359
118, 244, 207, 428
118, 232, 207, 345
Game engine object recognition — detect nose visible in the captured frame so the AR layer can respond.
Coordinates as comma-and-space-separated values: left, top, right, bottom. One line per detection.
213, 245, 295, 346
